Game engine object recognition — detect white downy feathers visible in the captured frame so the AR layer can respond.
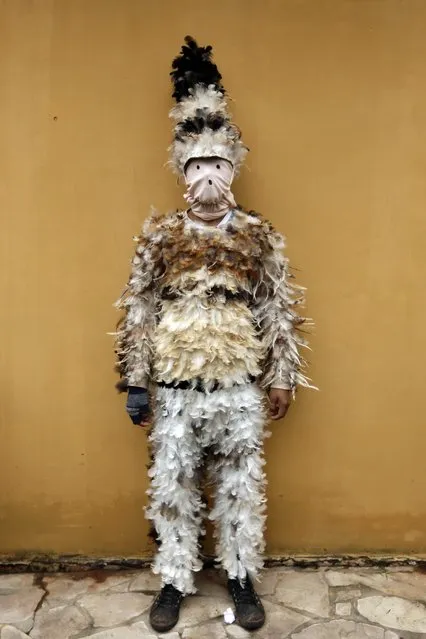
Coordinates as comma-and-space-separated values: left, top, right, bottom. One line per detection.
146, 382, 268, 594
169, 86, 248, 175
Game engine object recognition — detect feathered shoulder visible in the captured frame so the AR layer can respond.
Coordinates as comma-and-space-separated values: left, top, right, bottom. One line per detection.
235, 206, 287, 253
134, 209, 184, 246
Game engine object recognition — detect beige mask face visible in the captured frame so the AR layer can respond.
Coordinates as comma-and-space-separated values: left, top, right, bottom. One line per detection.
183, 157, 236, 220
184, 157, 234, 203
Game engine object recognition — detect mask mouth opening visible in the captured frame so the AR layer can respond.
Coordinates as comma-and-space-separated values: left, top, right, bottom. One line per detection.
198, 194, 221, 204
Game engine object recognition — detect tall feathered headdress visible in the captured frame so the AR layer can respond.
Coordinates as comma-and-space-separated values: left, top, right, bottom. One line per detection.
168, 36, 248, 175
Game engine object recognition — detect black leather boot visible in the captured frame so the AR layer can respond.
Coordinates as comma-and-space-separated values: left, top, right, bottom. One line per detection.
149, 583, 183, 633
228, 574, 265, 630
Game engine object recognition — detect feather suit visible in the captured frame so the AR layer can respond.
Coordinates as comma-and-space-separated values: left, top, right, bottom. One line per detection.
114, 206, 311, 594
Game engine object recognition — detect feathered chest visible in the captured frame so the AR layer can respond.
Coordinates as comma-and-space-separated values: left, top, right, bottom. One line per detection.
159, 214, 264, 288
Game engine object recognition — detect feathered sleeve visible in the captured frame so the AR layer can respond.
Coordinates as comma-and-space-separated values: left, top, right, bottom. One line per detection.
113, 214, 164, 392
254, 222, 313, 396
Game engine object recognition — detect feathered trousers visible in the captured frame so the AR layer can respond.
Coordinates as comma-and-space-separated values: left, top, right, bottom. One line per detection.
145, 381, 267, 595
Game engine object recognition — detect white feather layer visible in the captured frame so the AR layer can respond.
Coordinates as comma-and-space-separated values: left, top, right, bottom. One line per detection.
146, 382, 267, 594
168, 86, 248, 174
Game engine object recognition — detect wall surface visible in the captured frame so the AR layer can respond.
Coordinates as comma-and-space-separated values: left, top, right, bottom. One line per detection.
1, 0, 426, 559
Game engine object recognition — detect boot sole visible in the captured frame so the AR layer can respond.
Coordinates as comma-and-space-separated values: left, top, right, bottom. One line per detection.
149, 617, 179, 633
237, 614, 266, 631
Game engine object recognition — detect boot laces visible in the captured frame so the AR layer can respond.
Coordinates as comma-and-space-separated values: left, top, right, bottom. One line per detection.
157, 584, 182, 609
231, 580, 259, 606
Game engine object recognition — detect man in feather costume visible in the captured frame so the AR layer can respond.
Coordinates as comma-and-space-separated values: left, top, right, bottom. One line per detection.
114, 36, 312, 633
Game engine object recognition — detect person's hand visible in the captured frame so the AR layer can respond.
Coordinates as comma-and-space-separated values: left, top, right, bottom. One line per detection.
126, 387, 151, 427
138, 415, 151, 427
268, 388, 291, 421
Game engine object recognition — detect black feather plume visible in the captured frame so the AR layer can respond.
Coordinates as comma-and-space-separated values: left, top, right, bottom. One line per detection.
171, 35, 224, 102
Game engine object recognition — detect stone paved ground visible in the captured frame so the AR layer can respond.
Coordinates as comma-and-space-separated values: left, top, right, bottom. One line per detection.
1, 567, 426, 638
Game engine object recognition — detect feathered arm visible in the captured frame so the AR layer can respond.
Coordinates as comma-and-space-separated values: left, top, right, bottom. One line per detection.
114, 215, 164, 391
254, 224, 314, 396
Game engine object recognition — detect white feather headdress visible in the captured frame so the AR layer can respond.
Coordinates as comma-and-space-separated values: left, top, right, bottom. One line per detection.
168, 36, 248, 175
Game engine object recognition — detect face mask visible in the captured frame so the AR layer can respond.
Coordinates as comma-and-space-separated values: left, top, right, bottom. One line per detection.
184, 157, 236, 220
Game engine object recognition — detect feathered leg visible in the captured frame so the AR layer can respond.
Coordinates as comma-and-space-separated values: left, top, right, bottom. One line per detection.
146, 387, 205, 595
208, 383, 268, 583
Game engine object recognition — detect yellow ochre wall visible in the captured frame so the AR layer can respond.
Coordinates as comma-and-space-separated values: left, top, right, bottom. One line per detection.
1, 0, 426, 559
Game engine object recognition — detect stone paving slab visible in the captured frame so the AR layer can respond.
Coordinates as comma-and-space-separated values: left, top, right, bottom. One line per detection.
1, 567, 426, 638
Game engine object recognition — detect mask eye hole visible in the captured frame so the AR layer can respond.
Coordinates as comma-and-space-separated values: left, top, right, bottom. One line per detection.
216, 164, 221, 169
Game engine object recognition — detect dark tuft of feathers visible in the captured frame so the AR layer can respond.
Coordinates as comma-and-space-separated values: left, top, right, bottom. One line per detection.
180, 116, 205, 135
171, 35, 224, 102
207, 112, 225, 130
175, 111, 227, 140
